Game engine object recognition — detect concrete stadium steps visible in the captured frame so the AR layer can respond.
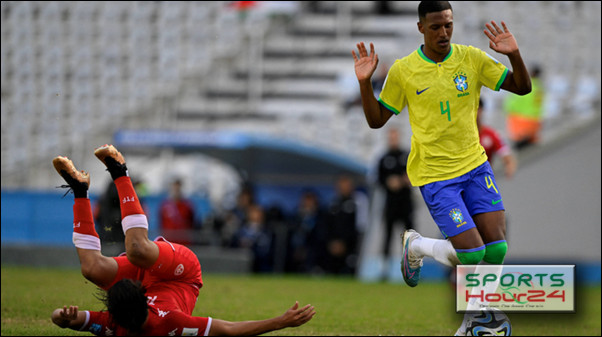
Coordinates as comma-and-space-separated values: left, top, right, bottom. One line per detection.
233, 57, 352, 79
306, 1, 418, 15
263, 36, 409, 59
197, 77, 340, 99
176, 97, 340, 118
288, 14, 418, 37
2, 1, 600, 192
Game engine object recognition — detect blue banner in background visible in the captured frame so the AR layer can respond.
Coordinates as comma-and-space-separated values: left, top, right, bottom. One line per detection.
113, 129, 368, 184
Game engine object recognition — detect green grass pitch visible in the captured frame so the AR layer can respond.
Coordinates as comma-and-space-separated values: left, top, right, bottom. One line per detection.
1, 266, 600, 335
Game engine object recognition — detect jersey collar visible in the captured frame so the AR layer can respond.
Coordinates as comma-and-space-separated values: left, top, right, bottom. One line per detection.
418, 44, 453, 64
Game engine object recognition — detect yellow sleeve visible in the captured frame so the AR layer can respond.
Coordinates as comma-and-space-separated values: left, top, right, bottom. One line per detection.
377, 61, 407, 115
476, 48, 509, 92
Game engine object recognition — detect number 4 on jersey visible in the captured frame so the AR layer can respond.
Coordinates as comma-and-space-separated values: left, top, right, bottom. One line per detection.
440, 101, 451, 122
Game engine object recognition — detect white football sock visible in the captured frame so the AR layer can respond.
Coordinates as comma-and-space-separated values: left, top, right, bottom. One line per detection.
72, 232, 101, 251
410, 237, 460, 267
121, 214, 149, 234
459, 311, 470, 334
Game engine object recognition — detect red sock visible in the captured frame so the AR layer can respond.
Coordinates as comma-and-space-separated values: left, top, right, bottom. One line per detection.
72, 198, 101, 250
73, 198, 99, 237
114, 176, 145, 218
114, 176, 148, 234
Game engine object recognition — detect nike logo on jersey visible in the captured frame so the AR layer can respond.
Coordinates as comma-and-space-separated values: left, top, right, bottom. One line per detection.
492, 199, 502, 205
416, 87, 430, 95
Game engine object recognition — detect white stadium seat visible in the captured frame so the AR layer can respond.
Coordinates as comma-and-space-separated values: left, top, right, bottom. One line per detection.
0, 1, 600, 191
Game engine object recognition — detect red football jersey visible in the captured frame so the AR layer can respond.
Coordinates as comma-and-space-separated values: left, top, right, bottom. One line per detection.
82, 300, 212, 336
81, 239, 210, 336
479, 126, 511, 164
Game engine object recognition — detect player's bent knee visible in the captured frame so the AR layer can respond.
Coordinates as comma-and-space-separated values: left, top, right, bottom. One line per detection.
483, 240, 508, 264
126, 242, 149, 263
456, 246, 486, 265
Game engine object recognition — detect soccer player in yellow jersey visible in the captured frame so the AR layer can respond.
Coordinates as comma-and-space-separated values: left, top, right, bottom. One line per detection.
352, 1, 531, 335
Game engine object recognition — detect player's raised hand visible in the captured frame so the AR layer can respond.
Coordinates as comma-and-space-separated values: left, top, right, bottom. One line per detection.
352, 42, 379, 82
281, 301, 316, 328
484, 21, 519, 56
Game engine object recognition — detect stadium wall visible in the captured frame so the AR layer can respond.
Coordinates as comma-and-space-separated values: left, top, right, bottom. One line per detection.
1, 190, 252, 274
0, 189, 211, 245
2, 190, 599, 284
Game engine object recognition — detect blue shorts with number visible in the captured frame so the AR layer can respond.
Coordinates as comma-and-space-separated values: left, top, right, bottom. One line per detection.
419, 161, 505, 239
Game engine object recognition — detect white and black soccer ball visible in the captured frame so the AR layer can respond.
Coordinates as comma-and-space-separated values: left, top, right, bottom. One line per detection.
466, 308, 512, 336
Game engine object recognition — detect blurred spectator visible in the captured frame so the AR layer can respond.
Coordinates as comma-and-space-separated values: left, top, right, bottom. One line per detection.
339, 62, 388, 112
338, 68, 362, 111
94, 181, 124, 256
286, 189, 328, 274
323, 176, 361, 275
503, 65, 545, 150
352, 186, 370, 245
94, 178, 148, 256
264, 204, 288, 273
229, 1, 258, 11
377, 128, 415, 265
478, 99, 517, 179
231, 204, 274, 273
371, 62, 389, 97
375, 1, 393, 15
159, 178, 196, 246
229, 1, 299, 21
220, 183, 255, 247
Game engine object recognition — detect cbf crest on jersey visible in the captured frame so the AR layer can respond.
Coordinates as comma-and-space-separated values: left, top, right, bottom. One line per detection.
453, 72, 468, 92
453, 71, 470, 97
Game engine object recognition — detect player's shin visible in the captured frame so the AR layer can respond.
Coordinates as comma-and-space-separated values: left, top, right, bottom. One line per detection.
458, 246, 506, 334
466, 241, 507, 309
114, 176, 161, 269
114, 176, 148, 234
72, 198, 101, 251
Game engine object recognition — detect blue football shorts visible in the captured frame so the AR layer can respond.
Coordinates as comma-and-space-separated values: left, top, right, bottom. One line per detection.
419, 161, 505, 239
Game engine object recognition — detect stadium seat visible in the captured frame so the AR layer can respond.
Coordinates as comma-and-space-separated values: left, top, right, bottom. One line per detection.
1, 1, 600, 193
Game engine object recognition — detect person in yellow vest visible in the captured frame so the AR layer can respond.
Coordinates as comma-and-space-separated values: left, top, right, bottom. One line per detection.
504, 65, 544, 150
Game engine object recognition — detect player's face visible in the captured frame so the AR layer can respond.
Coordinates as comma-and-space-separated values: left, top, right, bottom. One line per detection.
418, 9, 454, 61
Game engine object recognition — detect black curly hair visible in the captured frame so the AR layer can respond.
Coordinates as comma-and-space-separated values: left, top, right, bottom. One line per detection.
99, 279, 148, 333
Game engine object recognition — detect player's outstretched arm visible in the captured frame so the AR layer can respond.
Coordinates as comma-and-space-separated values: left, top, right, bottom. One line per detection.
51, 305, 87, 330
209, 301, 315, 336
484, 20, 531, 95
352, 42, 393, 129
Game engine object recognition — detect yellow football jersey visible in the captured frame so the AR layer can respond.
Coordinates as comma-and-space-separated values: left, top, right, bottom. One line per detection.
378, 44, 508, 186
